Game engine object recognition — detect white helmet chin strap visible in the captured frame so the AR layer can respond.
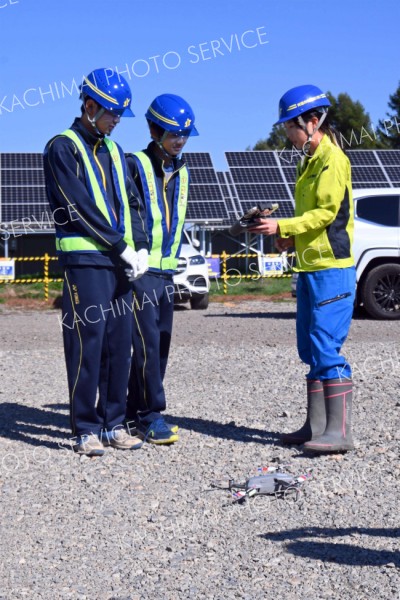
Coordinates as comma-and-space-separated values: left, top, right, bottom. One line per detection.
297, 110, 328, 155
154, 131, 176, 160
86, 107, 105, 137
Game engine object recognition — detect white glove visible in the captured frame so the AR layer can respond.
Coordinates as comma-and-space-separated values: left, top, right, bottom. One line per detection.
120, 245, 138, 268
136, 248, 149, 277
120, 246, 139, 280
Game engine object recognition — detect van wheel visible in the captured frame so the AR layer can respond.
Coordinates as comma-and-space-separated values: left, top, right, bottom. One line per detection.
190, 293, 209, 310
361, 264, 400, 320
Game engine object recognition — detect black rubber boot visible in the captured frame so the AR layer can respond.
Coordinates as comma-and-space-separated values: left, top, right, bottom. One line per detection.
281, 380, 326, 445
303, 378, 354, 453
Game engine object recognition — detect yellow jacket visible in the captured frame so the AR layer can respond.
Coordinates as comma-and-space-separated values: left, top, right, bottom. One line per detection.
278, 135, 354, 272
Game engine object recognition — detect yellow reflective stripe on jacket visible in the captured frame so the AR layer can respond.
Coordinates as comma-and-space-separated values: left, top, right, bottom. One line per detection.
134, 152, 163, 269
134, 152, 189, 271
62, 129, 112, 225
160, 257, 181, 270
168, 165, 189, 266
59, 130, 134, 252
56, 237, 107, 252
104, 137, 134, 248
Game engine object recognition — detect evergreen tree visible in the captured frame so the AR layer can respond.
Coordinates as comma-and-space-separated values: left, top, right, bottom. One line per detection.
251, 124, 288, 150
377, 82, 400, 148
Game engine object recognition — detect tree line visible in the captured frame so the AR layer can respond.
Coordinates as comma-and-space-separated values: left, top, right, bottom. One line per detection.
252, 81, 400, 151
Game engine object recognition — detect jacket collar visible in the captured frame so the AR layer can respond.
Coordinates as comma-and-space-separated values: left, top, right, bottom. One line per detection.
310, 133, 333, 162
299, 134, 333, 174
71, 117, 105, 148
144, 141, 185, 178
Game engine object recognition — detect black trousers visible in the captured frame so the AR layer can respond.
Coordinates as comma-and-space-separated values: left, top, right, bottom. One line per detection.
127, 272, 174, 425
62, 265, 132, 437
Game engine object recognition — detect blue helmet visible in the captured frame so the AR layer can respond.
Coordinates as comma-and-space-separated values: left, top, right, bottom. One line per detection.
79, 68, 134, 117
145, 94, 198, 136
276, 84, 331, 125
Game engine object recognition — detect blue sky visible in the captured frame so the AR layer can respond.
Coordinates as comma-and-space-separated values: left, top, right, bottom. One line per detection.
0, 0, 399, 171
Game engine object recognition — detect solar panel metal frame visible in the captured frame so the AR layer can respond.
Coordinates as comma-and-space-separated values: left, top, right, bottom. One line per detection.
2, 150, 400, 232
183, 152, 230, 223
225, 150, 295, 217
347, 150, 394, 188
216, 171, 241, 225
0, 153, 49, 231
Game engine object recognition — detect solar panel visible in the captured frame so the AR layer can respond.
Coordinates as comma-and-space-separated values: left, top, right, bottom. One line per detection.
183, 153, 229, 223
281, 167, 297, 183
1, 187, 48, 203
275, 149, 302, 167
347, 151, 379, 166
1, 150, 399, 234
2, 169, 45, 186
376, 150, 400, 166
385, 166, 400, 184
233, 183, 292, 204
216, 171, 241, 223
229, 167, 284, 184
187, 185, 228, 214
273, 201, 296, 219
186, 200, 229, 223
216, 171, 229, 195
346, 150, 400, 188
0, 153, 48, 230
225, 151, 295, 219
351, 166, 389, 184
1, 204, 52, 225
1, 153, 43, 169
226, 151, 278, 167
188, 168, 218, 185
182, 152, 213, 168
225, 172, 234, 185
352, 181, 391, 189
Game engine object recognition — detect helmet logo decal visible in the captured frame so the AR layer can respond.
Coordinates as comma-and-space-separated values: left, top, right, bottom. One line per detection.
123, 98, 130, 107
184, 118, 191, 127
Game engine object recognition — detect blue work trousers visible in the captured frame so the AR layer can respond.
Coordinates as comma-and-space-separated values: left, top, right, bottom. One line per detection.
62, 266, 132, 437
296, 267, 356, 380
127, 273, 175, 425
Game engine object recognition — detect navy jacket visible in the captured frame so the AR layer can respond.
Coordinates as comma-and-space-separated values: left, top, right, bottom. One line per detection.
43, 118, 148, 267
125, 142, 187, 230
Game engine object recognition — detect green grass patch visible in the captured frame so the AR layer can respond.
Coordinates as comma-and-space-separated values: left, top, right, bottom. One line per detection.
0, 281, 63, 300
0, 276, 293, 302
209, 276, 293, 297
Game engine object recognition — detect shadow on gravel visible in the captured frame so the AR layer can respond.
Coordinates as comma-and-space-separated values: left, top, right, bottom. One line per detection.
166, 415, 280, 445
261, 527, 400, 567
204, 312, 296, 320
0, 402, 69, 450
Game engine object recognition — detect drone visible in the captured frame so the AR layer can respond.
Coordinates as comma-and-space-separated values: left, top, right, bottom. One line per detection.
229, 202, 279, 236
211, 465, 312, 504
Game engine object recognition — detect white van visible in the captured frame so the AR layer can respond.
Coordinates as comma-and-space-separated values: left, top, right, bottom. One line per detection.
173, 231, 210, 310
353, 187, 400, 319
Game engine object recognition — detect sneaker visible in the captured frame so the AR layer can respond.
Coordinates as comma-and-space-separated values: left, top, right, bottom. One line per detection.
137, 418, 179, 445
101, 428, 142, 450
126, 419, 179, 436
74, 434, 105, 457
166, 422, 179, 433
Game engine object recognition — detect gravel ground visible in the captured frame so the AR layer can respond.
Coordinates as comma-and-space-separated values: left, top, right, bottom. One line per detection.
0, 298, 399, 600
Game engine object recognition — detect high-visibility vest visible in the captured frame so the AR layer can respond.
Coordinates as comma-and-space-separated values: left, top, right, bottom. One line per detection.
55, 129, 134, 254
133, 151, 189, 271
